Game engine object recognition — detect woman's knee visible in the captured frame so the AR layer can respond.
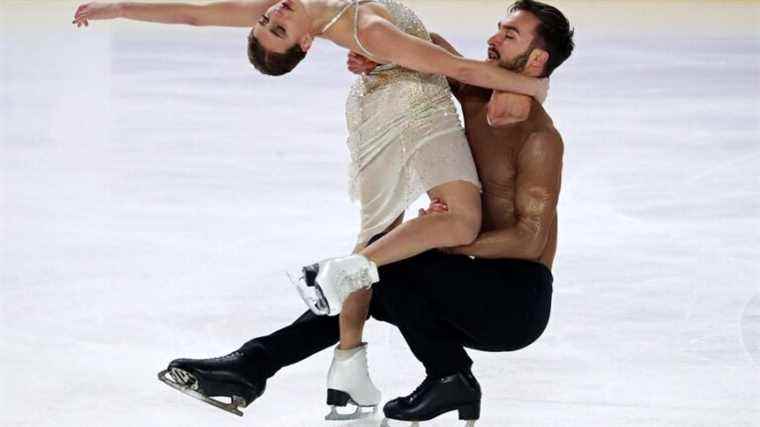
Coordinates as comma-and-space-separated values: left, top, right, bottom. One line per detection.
454, 211, 481, 245
428, 181, 482, 246
437, 210, 480, 246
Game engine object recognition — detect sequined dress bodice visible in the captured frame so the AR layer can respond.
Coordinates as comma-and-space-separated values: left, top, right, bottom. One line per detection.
345, 0, 457, 132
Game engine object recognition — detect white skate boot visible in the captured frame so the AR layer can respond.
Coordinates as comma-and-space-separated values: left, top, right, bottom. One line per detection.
325, 343, 382, 421
291, 254, 379, 316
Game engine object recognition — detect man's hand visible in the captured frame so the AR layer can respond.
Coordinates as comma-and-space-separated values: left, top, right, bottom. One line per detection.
73, 2, 121, 28
417, 198, 448, 218
486, 91, 533, 127
417, 199, 466, 255
347, 52, 379, 75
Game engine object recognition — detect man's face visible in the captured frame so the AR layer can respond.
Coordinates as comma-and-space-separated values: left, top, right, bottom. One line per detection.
250, 0, 311, 53
487, 10, 541, 72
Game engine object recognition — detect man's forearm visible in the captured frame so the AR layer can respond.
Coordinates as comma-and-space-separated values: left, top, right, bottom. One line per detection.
452, 227, 546, 260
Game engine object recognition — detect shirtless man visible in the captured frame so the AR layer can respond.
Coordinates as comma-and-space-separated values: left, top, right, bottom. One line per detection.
161, 1, 574, 424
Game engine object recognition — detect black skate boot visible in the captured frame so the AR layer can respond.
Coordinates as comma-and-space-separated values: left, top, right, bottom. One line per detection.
382, 371, 481, 426
158, 350, 267, 416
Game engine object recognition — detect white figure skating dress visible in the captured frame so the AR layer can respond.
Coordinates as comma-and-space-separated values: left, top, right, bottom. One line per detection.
325, 0, 481, 245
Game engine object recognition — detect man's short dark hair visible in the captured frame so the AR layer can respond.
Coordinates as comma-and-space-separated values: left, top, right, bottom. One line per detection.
509, 0, 574, 77
247, 34, 307, 76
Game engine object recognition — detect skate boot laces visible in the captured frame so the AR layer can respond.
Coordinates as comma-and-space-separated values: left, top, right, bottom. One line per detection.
208, 351, 242, 362
407, 376, 436, 404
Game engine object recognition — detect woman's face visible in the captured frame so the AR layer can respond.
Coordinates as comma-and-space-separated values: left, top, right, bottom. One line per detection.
250, 0, 312, 53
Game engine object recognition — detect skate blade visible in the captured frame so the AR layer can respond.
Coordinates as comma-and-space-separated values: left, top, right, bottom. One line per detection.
381, 419, 475, 427
157, 369, 247, 417
287, 270, 330, 315
324, 403, 377, 421
380, 419, 420, 427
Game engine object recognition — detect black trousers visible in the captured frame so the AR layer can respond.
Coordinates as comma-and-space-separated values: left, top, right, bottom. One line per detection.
239, 247, 553, 380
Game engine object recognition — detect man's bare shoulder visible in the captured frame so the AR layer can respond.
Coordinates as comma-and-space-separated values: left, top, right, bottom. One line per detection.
454, 83, 491, 102
520, 125, 564, 162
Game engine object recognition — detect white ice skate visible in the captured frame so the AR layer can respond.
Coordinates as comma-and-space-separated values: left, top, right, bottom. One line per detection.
290, 254, 379, 316
324, 343, 381, 421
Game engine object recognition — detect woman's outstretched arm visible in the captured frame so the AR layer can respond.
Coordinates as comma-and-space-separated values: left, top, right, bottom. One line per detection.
357, 18, 547, 101
430, 32, 533, 124
73, 1, 278, 27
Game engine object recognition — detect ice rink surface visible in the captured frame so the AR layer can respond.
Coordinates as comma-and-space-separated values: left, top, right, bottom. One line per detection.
2, 1, 759, 426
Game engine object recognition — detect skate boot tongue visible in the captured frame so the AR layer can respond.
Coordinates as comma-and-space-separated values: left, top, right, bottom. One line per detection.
407, 376, 437, 405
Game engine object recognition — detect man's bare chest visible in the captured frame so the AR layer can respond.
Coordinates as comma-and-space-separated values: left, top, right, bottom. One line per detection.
462, 102, 524, 193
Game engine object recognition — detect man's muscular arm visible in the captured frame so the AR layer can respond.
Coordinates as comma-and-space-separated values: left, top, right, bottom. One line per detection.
450, 131, 563, 259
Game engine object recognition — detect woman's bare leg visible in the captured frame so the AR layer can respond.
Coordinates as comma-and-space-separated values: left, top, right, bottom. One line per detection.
339, 289, 373, 349
336, 215, 403, 350
360, 180, 481, 267
338, 180, 481, 350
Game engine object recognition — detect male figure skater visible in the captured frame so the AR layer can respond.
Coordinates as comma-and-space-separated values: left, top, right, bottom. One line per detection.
161, 1, 573, 424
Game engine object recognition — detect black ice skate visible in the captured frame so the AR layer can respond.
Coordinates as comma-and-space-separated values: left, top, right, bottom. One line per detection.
381, 371, 481, 427
157, 351, 266, 416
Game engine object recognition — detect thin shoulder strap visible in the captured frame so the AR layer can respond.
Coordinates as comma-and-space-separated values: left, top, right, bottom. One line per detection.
320, 0, 354, 34
352, 0, 378, 59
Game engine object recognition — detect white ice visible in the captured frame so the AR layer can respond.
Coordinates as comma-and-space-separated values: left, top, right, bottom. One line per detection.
1, 1, 759, 426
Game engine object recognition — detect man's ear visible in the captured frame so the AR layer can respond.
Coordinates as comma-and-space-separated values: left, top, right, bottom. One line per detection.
528, 48, 549, 75
299, 34, 313, 52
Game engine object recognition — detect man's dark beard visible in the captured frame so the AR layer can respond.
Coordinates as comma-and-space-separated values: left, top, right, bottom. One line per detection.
500, 43, 535, 72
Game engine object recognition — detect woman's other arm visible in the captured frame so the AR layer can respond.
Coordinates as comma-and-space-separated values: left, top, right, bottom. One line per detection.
357, 18, 547, 101
73, 1, 277, 27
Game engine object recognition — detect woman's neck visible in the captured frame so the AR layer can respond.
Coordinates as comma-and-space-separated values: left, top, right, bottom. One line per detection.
304, 0, 351, 36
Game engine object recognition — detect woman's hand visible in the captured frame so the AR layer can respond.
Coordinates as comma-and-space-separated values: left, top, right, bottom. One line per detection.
73, 2, 122, 28
486, 91, 532, 127
535, 77, 549, 104
347, 52, 379, 75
